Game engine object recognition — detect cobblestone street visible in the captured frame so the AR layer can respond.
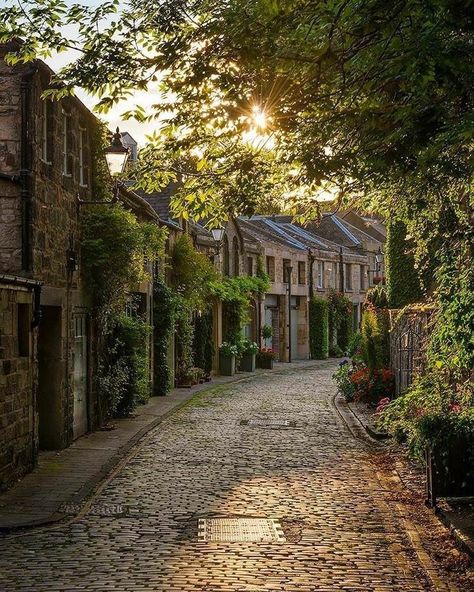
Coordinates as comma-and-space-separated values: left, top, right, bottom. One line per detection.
0, 362, 458, 591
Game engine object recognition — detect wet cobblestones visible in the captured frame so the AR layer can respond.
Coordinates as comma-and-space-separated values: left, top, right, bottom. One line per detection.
0, 362, 451, 590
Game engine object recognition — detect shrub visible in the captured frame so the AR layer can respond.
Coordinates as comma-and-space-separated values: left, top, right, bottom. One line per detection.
193, 308, 214, 376
351, 366, 395, 405
256, 347, 276, 362
261, 324, 273, 340
327, 291, 353, 352
219, 342, 239, 357
333, 362, 356, 401
98, 314, 151, 417
347, 332, 362, 359
365, 285, 388, 309
241, 339, 258, 355
309, 296, 329, 359
153, 278, 175, 396
329, 344, 344, 358
361, 305, 390, 370
377, 372, 474, 461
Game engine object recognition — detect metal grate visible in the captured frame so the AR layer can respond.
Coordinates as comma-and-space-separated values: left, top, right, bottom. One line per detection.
198, 518, 285, 542
240, 419, 295, 427
59, 503, 130, 516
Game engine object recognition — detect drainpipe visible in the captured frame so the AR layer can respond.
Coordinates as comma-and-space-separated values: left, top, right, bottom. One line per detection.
20, 69, 34, 273
308, 248, 314, 300
339, 247, 345, 294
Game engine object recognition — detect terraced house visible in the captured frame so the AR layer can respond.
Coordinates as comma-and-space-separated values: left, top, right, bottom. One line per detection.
0, 49, 158, 489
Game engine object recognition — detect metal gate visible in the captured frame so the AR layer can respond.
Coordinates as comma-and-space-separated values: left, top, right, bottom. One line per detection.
73, 313, 88, 440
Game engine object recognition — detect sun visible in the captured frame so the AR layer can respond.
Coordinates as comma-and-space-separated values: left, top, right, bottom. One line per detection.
252, 105, 267, 130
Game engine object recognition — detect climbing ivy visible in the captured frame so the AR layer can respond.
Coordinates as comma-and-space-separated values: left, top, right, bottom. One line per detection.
385, 221, 423, 309
153, 277, 175, 396
309, 297, 329, 360
327, 291, 353, 353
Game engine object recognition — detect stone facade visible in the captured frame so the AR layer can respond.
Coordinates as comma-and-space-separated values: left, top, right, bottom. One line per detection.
0, 277, 39, 490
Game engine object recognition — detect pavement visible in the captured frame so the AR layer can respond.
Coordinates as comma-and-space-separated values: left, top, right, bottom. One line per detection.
0, 361, 314, 531
0, 360, 467, 591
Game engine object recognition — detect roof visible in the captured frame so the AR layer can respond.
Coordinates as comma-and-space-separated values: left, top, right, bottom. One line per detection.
132, 183, 182, 229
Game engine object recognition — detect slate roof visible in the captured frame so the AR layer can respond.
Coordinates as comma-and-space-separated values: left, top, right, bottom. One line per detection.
132, 183, 182, 229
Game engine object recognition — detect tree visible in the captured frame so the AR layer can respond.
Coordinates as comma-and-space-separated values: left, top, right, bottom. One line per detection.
2, 0, 473, 372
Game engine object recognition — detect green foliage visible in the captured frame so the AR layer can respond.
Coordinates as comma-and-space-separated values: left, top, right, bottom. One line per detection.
170, 234, 218, 309
333, 363, 356, 402
347, 333, 362, 359
385, 221, 423, 308
174, 297, 195, 385
327, 291, 353, 352
261, 324, 273, 340
429, 244, 474, 373
241, 339, 258, 355
80, 204, 165, 323
153, 277, 175, 396
329, 344, 344, 358
193, 308, 214, 376
360, 305, 390, 371
365, 285, 388, 309
378, 372, 474, 460
97, 314, 151, 417
309, 297, 329, 360
219, 342, 239, 357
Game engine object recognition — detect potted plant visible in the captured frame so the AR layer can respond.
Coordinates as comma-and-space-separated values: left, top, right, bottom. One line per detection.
256, 347, 276, 369
219, 342, 238, 376
239, 339, 258, 372
261, 324, 273, 341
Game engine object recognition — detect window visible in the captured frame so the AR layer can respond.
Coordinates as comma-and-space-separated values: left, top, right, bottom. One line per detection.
317, 261, 324, 289
283, 258, 292, 283
345, 263, 353, 290
331, 262, 338, 289
359, 265, 366, 291
247, 256, 254, 276
79, 127, 90, 187
17, 304, 31, 357
298, 261, 306, 285
41, 99, 53, 164
62, 109, 73, 177
266, 256, 275, 281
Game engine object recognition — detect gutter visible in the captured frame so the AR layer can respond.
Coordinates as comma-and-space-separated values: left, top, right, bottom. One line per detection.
20, 68, 35, 272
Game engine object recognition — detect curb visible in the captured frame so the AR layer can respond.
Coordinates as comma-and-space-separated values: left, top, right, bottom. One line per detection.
1, 361, 329, 535
0, 373, 254, 535
436, 505, 474, 559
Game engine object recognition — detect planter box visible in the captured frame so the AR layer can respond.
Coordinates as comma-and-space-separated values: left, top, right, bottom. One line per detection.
257, 357, 274, 370
219, 353, 236, 376
239, 352, 256, 372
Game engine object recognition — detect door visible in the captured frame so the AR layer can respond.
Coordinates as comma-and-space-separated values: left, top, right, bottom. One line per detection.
38, 306, 63, 449
73, 313, 88, 439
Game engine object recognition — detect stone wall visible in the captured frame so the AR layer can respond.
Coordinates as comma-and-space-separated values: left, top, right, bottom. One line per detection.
0, 285, 36, 490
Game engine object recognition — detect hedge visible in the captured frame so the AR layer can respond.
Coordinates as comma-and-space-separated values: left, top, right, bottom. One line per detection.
309, 297, 329, 359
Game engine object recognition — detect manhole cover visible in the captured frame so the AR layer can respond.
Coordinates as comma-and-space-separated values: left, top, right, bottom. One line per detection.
198, 518, 285, 542
59, 503, 130, 516
240, 419, 295, 427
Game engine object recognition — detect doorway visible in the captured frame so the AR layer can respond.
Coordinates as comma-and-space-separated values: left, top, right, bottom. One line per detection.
37, 306, 63, 449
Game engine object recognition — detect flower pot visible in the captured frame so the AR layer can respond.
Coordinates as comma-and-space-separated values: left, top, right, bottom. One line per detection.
219, 353, 236, 376
239, 352, 256, 372
257, 357, 274, 370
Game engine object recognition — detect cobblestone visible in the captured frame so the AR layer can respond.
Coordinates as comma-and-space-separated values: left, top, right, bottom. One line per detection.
0, 361, 456, 590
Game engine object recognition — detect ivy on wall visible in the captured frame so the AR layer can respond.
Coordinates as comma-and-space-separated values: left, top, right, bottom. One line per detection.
385, 221, 423, 309
309, 297, 329, 359
153, 277, 175, 396
327, 290, 353, 353
80, 203, 165, 417
193, 308, 214, 376
361, 305, 390, 371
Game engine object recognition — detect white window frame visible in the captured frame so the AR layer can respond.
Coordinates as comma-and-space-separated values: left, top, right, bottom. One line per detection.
79, 126, 88, 187
62, 109, 72, 177
317, 261, 324, 289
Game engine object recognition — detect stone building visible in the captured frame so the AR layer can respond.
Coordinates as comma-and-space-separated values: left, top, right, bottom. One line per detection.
0, 50, 159, 489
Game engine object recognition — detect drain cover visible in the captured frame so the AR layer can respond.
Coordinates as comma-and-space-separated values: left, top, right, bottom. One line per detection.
240, 419, 295, 427
59, 503, 130, 516
198, 518, 285, 542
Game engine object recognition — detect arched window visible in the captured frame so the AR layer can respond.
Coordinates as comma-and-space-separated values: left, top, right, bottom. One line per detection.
223, 236, 230, 276
232, 236, 240, 277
